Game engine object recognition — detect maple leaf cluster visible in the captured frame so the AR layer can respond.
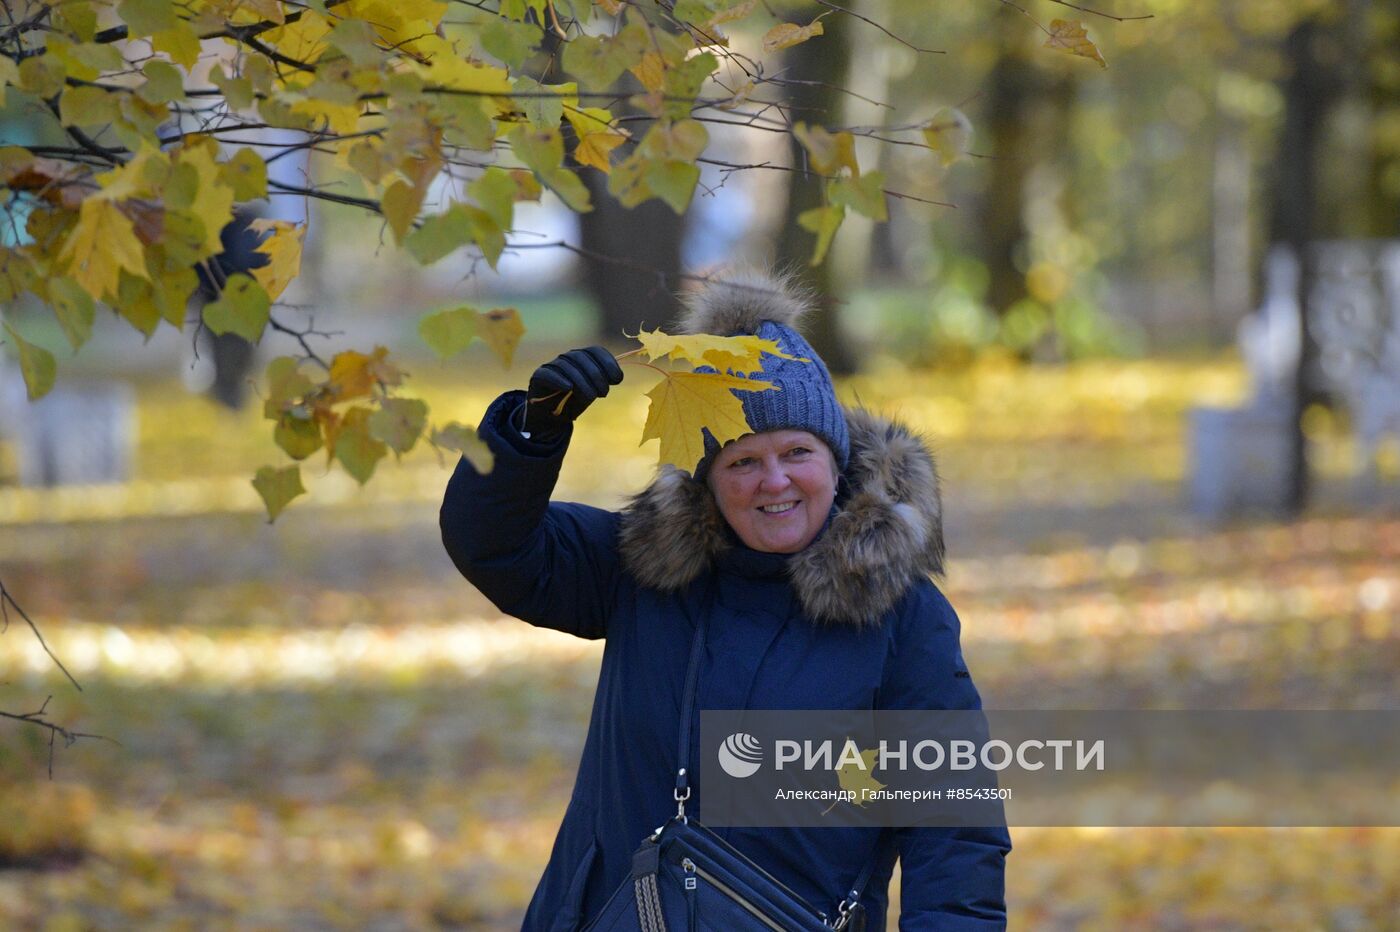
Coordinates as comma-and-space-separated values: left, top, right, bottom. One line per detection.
631, 328, 804, 474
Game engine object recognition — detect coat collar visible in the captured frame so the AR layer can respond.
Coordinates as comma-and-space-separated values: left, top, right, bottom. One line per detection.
617, 407, 945, 628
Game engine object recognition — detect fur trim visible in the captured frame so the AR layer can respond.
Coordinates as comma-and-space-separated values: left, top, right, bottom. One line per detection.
618, 406, 944, 628
679, 268, 813, 336
618, 465, 730, 590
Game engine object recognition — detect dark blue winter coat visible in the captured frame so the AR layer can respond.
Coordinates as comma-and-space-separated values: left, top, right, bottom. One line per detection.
440, 390, 1011, 930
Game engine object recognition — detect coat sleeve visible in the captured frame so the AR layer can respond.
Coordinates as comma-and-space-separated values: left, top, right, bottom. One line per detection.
881, 583, 1011, 931
438, 390, 622, 640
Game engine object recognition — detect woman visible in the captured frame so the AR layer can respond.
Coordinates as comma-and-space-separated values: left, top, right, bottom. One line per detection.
440, 271, 1010, 930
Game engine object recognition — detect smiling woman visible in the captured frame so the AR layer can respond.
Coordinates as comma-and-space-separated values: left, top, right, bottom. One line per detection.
439, 269, 1009, 931
706, 430, 840, 554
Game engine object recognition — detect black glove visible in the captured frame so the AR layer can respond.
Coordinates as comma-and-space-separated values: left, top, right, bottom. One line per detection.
522, 345, 624, 440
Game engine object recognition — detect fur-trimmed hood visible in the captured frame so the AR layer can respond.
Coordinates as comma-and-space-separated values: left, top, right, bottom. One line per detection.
617, 406, 945, 628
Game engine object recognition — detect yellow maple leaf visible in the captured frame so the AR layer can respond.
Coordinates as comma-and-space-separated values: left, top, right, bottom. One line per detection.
1044, 19, 1107, 69
262, 10, 333, 65
94, 146, 168, 202
248, 219, 304, 300
833, 748, 885, 809
634, 329, 804, 376
641, 371, 775, 472
565, 107, 630, 174
762, 20, 824, 54
176, 142, 236, 258
415, 35, 513, 94
57, 198, 147, 299
347, 0, 446, 51
328, 346, 400, 401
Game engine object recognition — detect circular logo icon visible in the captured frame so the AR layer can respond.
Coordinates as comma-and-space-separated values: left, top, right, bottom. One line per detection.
718, 733, 763, 778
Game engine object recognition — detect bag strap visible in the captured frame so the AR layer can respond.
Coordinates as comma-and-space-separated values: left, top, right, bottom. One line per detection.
672, 612, 706, 821
670, 605, 893, 929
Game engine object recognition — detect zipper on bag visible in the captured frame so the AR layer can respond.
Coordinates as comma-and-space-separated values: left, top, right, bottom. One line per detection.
683, 856, 820, 932
682, 857, 698, 932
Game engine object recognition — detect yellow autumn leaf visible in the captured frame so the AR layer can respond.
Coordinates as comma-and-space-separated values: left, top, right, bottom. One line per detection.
248, 219, 304, 300
630, 51, 665, 94
328, 347, 399, 401
1044, 19, 1107, 69
57, 198, 147, 299
263, 10, 333, 65
707, 0, 758, 29
176, 142, 236, 258
641, 370, 776, 472
793, 122, 859, 177
94, 145, 168, 201
633, 329, 804, 376
415, 35, 513, 94
565, 107, 630, 174
835, 748, 885, 808
475, 308, 525, 368
762, 20, 824, 54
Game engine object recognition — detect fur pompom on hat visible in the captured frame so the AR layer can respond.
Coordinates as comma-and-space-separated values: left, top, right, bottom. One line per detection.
681, 270, 850, 480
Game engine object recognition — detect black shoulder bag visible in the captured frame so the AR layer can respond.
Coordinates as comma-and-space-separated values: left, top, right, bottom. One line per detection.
582, 616, 892, 932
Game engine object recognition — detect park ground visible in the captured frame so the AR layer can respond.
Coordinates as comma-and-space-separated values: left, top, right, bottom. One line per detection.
1, 354, 1398, 930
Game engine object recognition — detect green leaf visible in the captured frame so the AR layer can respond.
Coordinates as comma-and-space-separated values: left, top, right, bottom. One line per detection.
369, 397, 429, 455
544, 168, 592, 213
561, 24, 646, 92
469, 168, 517, 231
433, 94, 495, 151
118, 0, 179, 37
221, 148, 267, 200
274, 411, 322, 459
252, 464, 305, 522
645, 161, 700, 214
481, 18, 541, 70
265, 356, 316, 406
418, 306, 478, 360
3, 323, 56, 401
662, 52, 716, 120
797, 204, 844, 266
829, 171, 887, 221
138, 60, 185, 104
334, 406, 387, 484
327, 19, 382, 67
0, 248, 36, 303
18, 56, 66, 100
48, 277, 96, 351
202, 273, 270, 342
431, 422, 495, 474
0, 57, 18, 107
114, 270, 163, 338
513, 76, 570, 131
59, 85, 111, 127
405, 206, 474, 265
509, 126, 592, 212
211, 65, 254, 111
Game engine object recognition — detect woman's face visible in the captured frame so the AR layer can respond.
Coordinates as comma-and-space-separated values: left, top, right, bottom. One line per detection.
706, 430, 838, 554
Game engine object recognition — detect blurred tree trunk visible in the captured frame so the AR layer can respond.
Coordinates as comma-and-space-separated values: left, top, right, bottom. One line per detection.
976, 17, 1076, 323
578, 183, 686, 337
537, 24, 686, 338
1268, 17, 1344, 513
773, 8, 856, 375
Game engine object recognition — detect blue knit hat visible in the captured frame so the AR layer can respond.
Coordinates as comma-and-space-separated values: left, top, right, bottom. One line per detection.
682, 269, 850, 481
